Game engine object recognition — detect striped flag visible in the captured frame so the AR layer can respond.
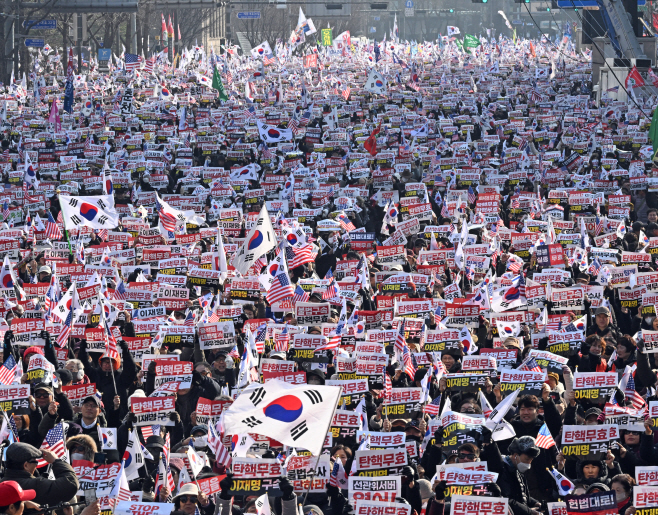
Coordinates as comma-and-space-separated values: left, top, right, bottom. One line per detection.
45, 211, 62, 240
293, 285, 309, 303
37, 423, 66, 466
140, 425, 161, 440
56, 310, 73, 348
0, 355, 17, 385
157, 200, 177, 233
519, 357, 542, 373
402, 345, 416, 380
384, 373, 392, 399
274, 325, 290, 352
622, 371, 646, 409
266, 268, 294, 305
536, 422, 556, 449
394, 319, 407, 354
424, 394, 442, 416
125, 53, 140, 72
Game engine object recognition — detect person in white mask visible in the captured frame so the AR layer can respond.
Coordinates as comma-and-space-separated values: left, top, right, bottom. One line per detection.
485, 436, 543, 515
65, 434, 97, 463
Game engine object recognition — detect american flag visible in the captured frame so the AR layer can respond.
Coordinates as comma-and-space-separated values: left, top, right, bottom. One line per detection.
519, 357, 542, 373
0, 355, 17, 385
322, 278, 339, 300
293, 285, 309, 303
284, 245, 315, 269
125, 53, 140, 72
208, 417, 231, 467
300, 106, 312, 125
114, 280, 127, 300
315, 321, 343, 352
254, 324, 267, 354
467, 186, 476, 204
56, 310, 73, 348
624, 373, 646, 409
288, 116, 300, 135
97, 228, 108, 241
140, 425, 161, 439
394, 319, 407, 354
183, 310, 195, 327
2, 201, 9, 221
37, 423, 66, 466
45, 211, 62, 240
402, 345, 416, 380
588, 258, 602, 277
157, 201, 177, 233
103, 312, 120, 361
424, 394, 442, 416
274, 325, 290, 351
266, 271, 294, 305
337, 212, 356, 232
243, 105, 256, 118
263, 55, 276, 66
144, 56, 155, 75
536, 422, 556, 449
341, 86, 351, 101
595, 214, 604, 236
384, 373, 392, 399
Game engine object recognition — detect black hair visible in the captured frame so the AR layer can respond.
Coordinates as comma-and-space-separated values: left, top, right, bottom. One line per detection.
0, 501, 22, 512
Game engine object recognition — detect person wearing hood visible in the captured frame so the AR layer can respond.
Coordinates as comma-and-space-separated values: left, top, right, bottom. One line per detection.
66, 434, 97, 463
499, 386, 562, 502
573, 454, 622, 487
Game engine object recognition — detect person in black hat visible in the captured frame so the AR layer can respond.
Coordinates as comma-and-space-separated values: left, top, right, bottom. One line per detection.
1, 442, 78, 506
306, 368, 325, 385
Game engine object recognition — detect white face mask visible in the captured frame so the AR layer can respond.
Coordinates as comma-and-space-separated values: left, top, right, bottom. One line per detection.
616, 493, 628, 503
646, 317, 655, 325
194, 436, 207, 449
517, 461, 531, 473
71, 453, 86, 461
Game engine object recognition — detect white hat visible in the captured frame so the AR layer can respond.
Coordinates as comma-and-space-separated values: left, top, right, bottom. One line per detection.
173, 482, 199, 500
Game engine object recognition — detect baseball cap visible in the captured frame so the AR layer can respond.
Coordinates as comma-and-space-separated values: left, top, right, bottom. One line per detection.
595, 306, 611, 316
38, 266, 52, 275
0, 481, 36, 504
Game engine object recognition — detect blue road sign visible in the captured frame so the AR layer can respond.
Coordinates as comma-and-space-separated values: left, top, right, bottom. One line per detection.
98, 48, 112, 60
237, 11, 261, 19
24, 39, 45, 48
23, 19, 56, 30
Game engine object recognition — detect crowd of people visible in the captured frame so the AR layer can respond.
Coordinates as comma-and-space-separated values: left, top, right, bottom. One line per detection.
0, 17, 654, 515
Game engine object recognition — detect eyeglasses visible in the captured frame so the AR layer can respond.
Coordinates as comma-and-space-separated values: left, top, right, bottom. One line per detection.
458, 452, 476, 460
34, 392, 50, 398
179, 496, 198, 504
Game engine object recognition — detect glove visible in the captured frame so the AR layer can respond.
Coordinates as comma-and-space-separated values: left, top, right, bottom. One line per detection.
40, 330, 50, 344
278, 476, 295, 500
326, 484, 339, 497
433, 428, 442, 445
119, 339, 129, 351
142, 475, 155, 493
486, 483, 502, 497
192, 370, 203, 386
169, 412, 180, 423
123, 411, 138, 425
3, 330, 13, 345
219, 473, 234, 500
434, 480, 447, 500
